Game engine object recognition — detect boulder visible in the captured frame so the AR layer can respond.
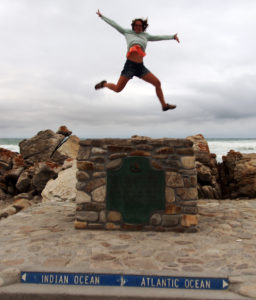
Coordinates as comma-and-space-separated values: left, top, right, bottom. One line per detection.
16, 166, 35, 193
56, 125, 72, 137
219, 151, 256, 198
186, 134, 211, 165
19, 129, 65, 163
0, 188, 7, 200
187, 134, 221, 199
51, 135, 80, 164
42, 160, 77, 202
32, 161, 62, 193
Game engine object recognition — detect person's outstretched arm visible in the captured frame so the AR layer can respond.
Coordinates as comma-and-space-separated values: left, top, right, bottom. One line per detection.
146, 32, 180, 43
96, 9, 127, 35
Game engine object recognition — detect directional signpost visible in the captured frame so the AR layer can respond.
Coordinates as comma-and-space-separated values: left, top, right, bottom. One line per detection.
21, 272, 229, 290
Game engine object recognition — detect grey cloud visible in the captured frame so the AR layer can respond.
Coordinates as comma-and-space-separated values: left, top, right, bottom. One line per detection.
1, 0, 256, 138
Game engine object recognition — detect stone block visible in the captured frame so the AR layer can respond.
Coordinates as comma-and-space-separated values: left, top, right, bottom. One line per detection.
107, 211, 122, 222
181, 156, 195, 169
165, 159, 182, 169
95, 164, 105, 171
156, 147, 174, 154
136, 144, 153, 151
82, 202, 105, 211
176, 148, 194, 156
76, 191, 91, 204
129, 150, 151, 157
181, 214, 198, 227
108, 146, 133, 153
77, 161, 94, 171
92, 172, 106, 178
77, 147, 90, 161
90, 157, 105, 163
151, 160, 162, 170
76, 211, 98, 222
106, 159, 122, 170
162, 215, 180, 227
165, 187, 175, 203
76, 181, 86, 191
99, 211, 106, 223
182, 206, 198, 214
184, 176, 197, 187
85, 178, 106, 193
109, 153, 127, 160
176, 188, 198, 200
152, 154, 168, 159
165, 204, 181, 215
92, 147, 107, 155
92, 185, 106, 202
150, 213, 162, 226
87, 223, 104, 229
76, 171, 89, 181
165, 172, 184, 188
74, 220, 87, 229
105, 223, 121, 230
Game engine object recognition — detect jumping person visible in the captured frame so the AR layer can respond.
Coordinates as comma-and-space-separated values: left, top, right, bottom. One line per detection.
95, 10, 180, 111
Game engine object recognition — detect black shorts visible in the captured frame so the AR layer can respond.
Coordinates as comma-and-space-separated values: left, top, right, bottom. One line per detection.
121, 59, 150, 79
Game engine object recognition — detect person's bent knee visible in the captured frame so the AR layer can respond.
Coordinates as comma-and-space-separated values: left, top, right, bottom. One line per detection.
155, 79, 161, 88
115, 85, 126, 93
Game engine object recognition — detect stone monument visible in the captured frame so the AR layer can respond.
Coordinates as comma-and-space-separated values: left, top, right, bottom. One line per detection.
75, 136, 198, 232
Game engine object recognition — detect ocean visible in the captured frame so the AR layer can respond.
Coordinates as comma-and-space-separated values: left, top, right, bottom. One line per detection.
1, 138, 256, 163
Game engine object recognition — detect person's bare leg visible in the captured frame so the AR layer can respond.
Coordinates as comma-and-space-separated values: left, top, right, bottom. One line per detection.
104, 76, 130, 93
142, 72, 176, 111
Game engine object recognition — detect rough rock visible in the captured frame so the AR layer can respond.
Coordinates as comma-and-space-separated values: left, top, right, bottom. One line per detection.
15, 166, 35, 193
219, 151, 256, 198
19, 129, 65, 163
42, 160, 77, 202
32, 161, 62, 193
56, 125, 72, 137
51, 135, 80, 164
0, 149, 23, 198
187, 134, 221, 199
0, 148, 17, 170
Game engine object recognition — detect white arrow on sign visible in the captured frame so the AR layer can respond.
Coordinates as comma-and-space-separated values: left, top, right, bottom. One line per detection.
21, 273, 27, 282
223, 280, 228, 288
120, 275, 126, 287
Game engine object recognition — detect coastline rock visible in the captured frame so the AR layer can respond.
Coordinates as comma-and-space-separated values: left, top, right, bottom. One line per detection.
15, 166, 35, 193
0, 126, 78, 202
19, 129, 65, 163
51, 135, 80, 164
56, 125, 72, 137
32, 161, 62, 193
219, 151, 256, 198
187, 134, 221, 199
42, 160, 77, 202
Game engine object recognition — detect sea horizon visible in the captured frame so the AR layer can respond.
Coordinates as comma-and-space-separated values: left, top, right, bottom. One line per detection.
1, 137, 256, 163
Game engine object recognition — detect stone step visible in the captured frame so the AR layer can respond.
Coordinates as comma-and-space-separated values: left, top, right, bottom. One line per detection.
0, 283, 251, 300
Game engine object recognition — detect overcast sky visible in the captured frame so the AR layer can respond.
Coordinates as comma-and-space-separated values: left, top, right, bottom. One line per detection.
0, 0, 256, 138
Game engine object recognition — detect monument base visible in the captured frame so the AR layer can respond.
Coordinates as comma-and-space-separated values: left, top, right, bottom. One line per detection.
75, 136, 198, 232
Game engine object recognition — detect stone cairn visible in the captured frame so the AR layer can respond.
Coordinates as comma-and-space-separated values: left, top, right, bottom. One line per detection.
75, 136, 198, 232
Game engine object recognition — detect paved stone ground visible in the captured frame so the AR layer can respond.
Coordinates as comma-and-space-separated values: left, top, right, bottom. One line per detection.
0, 199, 256, 299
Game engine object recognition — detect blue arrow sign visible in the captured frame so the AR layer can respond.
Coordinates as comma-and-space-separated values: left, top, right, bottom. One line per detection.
21, 272, 229, 290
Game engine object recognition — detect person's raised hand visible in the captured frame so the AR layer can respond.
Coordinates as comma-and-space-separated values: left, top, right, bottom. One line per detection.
96, 9, 102, 17
174, 33, 180, 43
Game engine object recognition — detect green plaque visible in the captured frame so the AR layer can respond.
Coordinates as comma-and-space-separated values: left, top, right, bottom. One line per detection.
107, 157, 165, 224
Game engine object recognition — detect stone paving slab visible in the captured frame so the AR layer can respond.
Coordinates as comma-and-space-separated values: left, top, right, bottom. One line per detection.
0, 199, 256, 299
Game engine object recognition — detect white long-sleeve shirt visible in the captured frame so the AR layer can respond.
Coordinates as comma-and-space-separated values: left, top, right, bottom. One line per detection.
101, 15, 175, 52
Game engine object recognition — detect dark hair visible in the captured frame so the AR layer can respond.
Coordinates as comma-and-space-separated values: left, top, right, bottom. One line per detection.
131, 18, 148, 32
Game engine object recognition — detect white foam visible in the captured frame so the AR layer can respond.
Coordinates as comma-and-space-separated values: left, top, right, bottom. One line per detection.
0, 144, 19, 153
